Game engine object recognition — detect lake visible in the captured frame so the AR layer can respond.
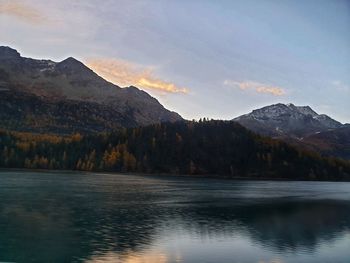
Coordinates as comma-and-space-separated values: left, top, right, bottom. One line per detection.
0, 171, 349, 263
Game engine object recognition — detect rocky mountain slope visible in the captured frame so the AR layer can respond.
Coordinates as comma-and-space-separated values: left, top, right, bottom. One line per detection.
234, 103, 349, 159
234, 103, 343, 138
0, 46, 182, 134
295, 126, 350, 160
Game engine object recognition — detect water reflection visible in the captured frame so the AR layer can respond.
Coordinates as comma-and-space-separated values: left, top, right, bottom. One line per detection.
239, 201, 350, 253
85, 251, 168, 263
182, 200, 350, 253
0, 171, 349, 262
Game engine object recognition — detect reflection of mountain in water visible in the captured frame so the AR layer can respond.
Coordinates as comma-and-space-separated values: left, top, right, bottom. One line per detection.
0, 172, 350, 262
0, 181, 164, 262
240, 201, 350, 252
183, 200, 350, 253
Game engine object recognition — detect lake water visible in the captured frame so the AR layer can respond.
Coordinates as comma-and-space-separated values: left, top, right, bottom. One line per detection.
0, 171, 350, 263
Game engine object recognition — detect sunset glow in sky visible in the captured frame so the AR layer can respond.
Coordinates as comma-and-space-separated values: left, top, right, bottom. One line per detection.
1, 0, 349, 122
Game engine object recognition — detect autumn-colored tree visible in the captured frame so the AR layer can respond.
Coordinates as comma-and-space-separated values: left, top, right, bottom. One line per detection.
0, 120, 349, 180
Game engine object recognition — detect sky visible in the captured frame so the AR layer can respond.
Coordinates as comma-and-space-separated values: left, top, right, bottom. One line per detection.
1, 0, 349, 122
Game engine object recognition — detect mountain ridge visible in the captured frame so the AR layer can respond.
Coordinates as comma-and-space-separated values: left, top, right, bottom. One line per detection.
234, 103, 349, 159
0, 46, 182, 133
234, 103, 343, 138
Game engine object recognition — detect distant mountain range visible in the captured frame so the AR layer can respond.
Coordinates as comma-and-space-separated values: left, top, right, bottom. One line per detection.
234, 103, 350, 159
0, 46, 181, 134
1, 46, 349, 160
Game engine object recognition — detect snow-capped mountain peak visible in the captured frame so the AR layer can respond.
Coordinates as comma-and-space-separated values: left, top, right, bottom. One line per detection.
234, 103, 343, 138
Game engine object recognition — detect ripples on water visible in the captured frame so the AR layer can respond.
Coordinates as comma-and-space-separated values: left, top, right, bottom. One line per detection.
0, 171, 350, 263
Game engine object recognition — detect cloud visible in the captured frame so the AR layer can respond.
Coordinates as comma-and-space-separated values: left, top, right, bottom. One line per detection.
0, 1, 48, 24
85, 58, 189, 94
331, 80, 349, 92
224, 80, 285, 96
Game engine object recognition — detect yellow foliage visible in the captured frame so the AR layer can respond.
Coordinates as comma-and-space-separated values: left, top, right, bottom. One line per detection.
16, 142, 30, 152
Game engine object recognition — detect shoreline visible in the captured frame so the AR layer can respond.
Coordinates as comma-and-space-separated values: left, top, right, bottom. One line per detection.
1, 167, 349, 182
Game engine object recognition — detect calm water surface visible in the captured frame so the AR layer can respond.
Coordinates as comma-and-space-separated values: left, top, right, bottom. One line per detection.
0, 171, 350, 263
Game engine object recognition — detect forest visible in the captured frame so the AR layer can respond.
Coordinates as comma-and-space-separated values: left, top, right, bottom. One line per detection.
1, 120, 349, 181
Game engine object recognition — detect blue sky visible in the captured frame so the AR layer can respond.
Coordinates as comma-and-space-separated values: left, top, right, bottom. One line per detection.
1, 0, 349, 122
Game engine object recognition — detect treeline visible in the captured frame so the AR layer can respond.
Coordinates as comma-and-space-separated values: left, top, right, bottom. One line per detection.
1, 120, 350, 180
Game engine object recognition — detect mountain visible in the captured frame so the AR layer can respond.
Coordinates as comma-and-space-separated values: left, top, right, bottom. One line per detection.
0, 46, 182, 134
234, 103, 343, 139
296, 126, 350, 160
234, 103, 349, 159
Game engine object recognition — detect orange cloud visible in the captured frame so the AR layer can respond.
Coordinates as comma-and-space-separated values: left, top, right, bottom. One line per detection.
224, 80, 285, 96
0, 1, 48, 24
85, 58, 189, 94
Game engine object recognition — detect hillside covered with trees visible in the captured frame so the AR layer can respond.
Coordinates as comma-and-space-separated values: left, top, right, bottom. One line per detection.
1, 120, 349, 181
